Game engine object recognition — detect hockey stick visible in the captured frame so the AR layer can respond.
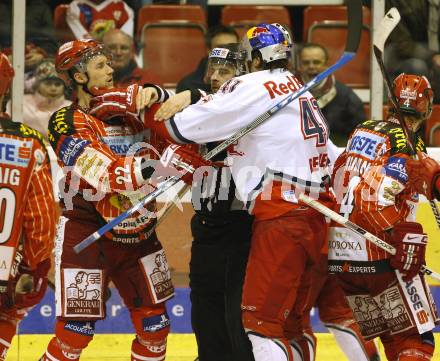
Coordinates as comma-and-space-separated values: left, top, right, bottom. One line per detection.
157, 183, 190, 226
373, 7, 440, 228
74, 0, 363, 254
298, 194, 440, 282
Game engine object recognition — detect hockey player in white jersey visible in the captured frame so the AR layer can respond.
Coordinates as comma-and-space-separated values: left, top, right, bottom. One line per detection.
143, 23, 335, 361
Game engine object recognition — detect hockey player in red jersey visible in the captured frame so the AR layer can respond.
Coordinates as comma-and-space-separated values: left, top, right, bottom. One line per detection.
329, 73, 439, 361
0, 52, 57, 360
143, 23, 334, 361
40, 39, 175, 361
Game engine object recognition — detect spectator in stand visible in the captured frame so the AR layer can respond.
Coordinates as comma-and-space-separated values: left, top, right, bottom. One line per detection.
176, 25, 238, 93
0, 0, 56, 54
66, 0, 134, 40
297, 43, 366, 146
7, 60, 71, 139
385, 0, 440, 103
24, 44, 49, 93
103, 29, 162, 87
2, 44, 51, 94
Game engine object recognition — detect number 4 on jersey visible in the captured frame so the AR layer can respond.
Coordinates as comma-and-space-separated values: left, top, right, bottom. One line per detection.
299, 98, 328, 146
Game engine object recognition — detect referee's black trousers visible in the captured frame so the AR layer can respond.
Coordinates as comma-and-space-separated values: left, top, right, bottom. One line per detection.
189, 213, 255, 361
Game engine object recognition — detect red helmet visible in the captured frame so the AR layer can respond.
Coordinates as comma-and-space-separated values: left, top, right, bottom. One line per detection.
393, 73, 433, 119
0, 52, 14, 97
55, 39, 106, 83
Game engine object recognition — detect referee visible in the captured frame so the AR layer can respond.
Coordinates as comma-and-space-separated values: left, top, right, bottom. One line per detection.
189, 44, 255, 361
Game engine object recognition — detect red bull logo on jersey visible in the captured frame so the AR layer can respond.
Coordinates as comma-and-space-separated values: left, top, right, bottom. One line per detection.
0, 138, 31, 168
263, 75, 302, 99
227, 141, 244, 156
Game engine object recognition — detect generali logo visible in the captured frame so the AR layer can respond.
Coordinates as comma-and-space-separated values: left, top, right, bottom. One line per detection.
65, 270, 102, 317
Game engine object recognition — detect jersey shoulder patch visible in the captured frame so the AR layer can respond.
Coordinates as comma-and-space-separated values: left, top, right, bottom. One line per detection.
414, 134, 426, 153
48, 106, 76, 147
0, 119, 50, 167
0, 118, 47, 147
357, 119, 424, 156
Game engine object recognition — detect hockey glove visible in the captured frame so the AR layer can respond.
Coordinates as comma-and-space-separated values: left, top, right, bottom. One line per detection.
389, 222, 427, 281
90, 84, 141, 121
14, 258, 51, 309
160, 144, 213, 185
406, 151, 440, 200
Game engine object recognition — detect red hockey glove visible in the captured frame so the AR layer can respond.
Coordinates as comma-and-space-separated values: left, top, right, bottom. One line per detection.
160, 144, 213, 185
389, 222, 427, 281
14, 258, 50, 309
90, 84, 140, 121
406, 152, 440, 200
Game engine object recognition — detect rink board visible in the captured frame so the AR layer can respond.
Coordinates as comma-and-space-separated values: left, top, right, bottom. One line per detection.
17, 200, 440, 335
17, 284, 440, 335
8, 153, 440, 360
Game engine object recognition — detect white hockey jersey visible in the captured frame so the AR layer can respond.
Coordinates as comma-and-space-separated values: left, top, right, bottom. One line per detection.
150, 69, 334, 220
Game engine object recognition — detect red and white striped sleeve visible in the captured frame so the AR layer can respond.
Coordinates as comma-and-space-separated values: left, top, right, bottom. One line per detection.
352, 153, 413, 233
22, 145, 57, 269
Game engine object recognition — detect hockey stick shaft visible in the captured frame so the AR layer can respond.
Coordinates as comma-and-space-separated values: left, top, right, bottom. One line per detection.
373, 8, 440, 227
74, 0, 362, 254
74, 50, 353, 254
298, 194, 440, 282
74, 49, 354, 255
156, 184, 190, 227
74, 175, 181, 253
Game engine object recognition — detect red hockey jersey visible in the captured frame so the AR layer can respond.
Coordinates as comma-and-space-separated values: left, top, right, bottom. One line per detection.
0, 117, 56, 278
48, 105, 160, 244
328, 118, 424, 272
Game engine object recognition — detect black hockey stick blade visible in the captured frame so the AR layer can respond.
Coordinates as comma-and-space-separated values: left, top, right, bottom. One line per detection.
345, 0, 363, 54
